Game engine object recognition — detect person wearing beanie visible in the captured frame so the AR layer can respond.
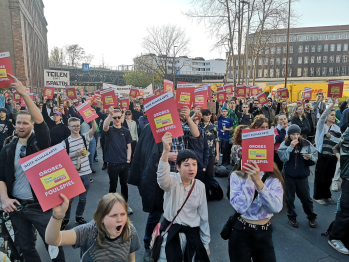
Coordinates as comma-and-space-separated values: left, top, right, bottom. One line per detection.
155, 132, 210, 262
217, 103, 234, 166
277, 124, 318, 228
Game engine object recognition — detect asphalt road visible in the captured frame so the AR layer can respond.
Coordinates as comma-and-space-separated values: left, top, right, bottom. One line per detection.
35, 148, 348, 262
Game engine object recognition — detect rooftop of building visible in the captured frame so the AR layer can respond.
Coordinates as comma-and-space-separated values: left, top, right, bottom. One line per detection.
250, 24, 349, 35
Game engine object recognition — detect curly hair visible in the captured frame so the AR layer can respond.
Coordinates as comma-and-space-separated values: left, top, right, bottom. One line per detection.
233, 125, 249, 146
250, 114, 269, 129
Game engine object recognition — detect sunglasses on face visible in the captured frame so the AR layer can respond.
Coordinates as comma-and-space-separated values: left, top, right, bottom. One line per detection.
113, 116, 122, 120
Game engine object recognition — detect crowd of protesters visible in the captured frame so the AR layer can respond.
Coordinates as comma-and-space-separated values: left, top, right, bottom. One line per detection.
0, 76, 348, 262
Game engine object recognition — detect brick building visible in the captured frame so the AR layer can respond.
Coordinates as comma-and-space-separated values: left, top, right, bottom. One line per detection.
0, 0, 49, 94
230, 25, 349, 80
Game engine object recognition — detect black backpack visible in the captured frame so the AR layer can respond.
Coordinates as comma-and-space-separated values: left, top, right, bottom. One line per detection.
215, 164, 230, 177
204, 176, 223, 201
64, 135, 88, 155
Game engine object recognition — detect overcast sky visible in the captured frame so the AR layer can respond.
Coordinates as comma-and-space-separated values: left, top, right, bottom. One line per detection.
45, 0, 349, 67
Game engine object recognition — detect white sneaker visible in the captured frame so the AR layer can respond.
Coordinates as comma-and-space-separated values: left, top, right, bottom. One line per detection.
127, 205, 133, 215
331, 181, 339, 192
314, 199, 327, 205
328, 240, 349, 255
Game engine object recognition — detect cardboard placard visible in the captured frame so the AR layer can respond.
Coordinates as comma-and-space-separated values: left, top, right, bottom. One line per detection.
138, 89, 144, 97
129, 87, 139, 98
250, 86, 259, 97
277, 88, 289, 98
207, 102, 216, 114
20, 93, 34, 107
164, 79, 174, 93
63, 98, 68, 108
0, 52, 15, 88
85, 97, 93, 104
217, 90, 226, 103
193, 86, 208, 109
328, 80, 344, 98
303, 87, 313, 100
3, 90, 10, 99
65, 87, 77, 100
297, 100, 305, 108
242, 129, 274, 172
144, 91, 183, 143
245, 86, 251, 97
43, 85, 55, 99
217, 86, 224, 93
224, 84, 233, 95
236, 85, 246, 98
256, 92, 268, 106
79, 89, 85, 96
100, 88, 118, 109
207, 85, 212, 99
76, 102, 98, 123
92, 94, 101, 106
18, 144, 86, 212
176, 81, 195, 109
154, 88, 161, 96
13, 90, 21, 102
120, 97, 130, 109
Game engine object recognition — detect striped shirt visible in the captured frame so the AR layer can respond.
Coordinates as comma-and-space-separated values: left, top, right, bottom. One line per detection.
61, 132, 92, 176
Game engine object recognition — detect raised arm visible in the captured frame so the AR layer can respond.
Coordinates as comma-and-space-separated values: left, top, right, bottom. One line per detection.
181, 106, 199, 138
103, 106, 114, 132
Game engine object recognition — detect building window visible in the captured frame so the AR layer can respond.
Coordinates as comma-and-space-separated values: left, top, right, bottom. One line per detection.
330, 55, 334, 63
258, 58, 263, 66
283, 46, 287, 54
310, 67, 314, 76
339, 34, 343, 39
289, 57, 293, 64
271, 47, 275, 54
335, 67, 340, 76
276, 58, 281, 65
264, 69, 268, 78
282, 58, 286, 64
322, 67, 327, 76
304, 56, 309, 64
323, 56, 328, 63
298, 35, 304, 41
311, 45, 316, 52
345, 34, 349, 39
270, 58, 274, 65
316, 67, 321, 76
270, 69, 274, 78
336, 55, 341, 63
298, 45, 303, 53
265, 49, 269, 55
305, 45, 309, 52
329, 67, 334, 76
290, 36, 295, 42
259, 50, 264, 55
277, 47, 281, 54
290, 46, 293, 53
265, 58, 269, 65
236, 60, 239, 66
303, 68, 308, 77
306, 36, 310, 41
282, 68, 285, 77
297, 68, 302, 76
343, 55, 348, 63
324, 44, 328, 52
330, 44, 335, 51
258, 69, 263, 78
317, 45, 322, 52
342, 66, 347, 76
311, 56, 315, 63
337, 44, 342, 52
298, 57, 302, 64
344, 44, 349, 51
206, 68, 210, 71
325, 35, 329, 40
206, 62, 210, 65
276, 68, 280, 78
317, 56, 321, 63
288, 68, 292, 77
319, 35, 323, 40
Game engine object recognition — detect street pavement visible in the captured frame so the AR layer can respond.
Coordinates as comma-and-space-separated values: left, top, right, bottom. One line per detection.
36, 148, 348, 262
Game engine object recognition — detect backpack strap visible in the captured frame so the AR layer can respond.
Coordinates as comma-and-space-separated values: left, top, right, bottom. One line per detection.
81, 134, 88, 150
252, 173, 270, 201
64, 138, 70, 155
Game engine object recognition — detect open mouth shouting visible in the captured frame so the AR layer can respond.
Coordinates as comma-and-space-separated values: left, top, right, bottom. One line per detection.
116, 225, 123, 234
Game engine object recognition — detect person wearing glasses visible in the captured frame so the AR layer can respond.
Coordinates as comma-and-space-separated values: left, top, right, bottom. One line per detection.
237, 103, 254, 126
0, 74, 66, 261
122, 110, 138, 162
60, 116, 97, 230
103, 106, 133, 215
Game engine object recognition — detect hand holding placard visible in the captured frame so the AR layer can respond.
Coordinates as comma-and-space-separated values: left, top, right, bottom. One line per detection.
52, 194, 70, 219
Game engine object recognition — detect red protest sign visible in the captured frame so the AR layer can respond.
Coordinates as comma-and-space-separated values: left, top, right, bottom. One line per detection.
76, 102, 98, 123
92, 94, 101, 106
154, 88, 161, 96
236, 85, 246, 98
217, 86, 224, 93
3, 90, 10, 99
217, 90, 226, 102
164, 79, 174, 93
100, 88, 118, 109
224, 84, 233, 95
207, 85, 212, 99
129, 87, 139, 98
63, 98, 68, 108
250, 86, 259, 97
303, 87, 313, 100
120, 97, 130, 109
193, 86, 208, 109
144, 91, 183, 143
256, 92, 268, 106
328, 80, 344, 98
43, 85, 55, 99
0, 52, 15, 88
245, 86, 251, 96
79, 89, 85, 96
65, 87, 77, 100
277, 88, 289, 99
13, 90, 21, 102
138, 89, 144, 97
20, 93, 34, 107
18, 144, 86, 212
176, 81, 195, 109
242, 129, 274, 172
85, 97, 93, 104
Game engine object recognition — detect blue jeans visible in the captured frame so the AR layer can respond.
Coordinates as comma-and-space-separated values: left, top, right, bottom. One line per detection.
65, 175, 90, 218
144, 210, 163, 251
88, 137, 96, 170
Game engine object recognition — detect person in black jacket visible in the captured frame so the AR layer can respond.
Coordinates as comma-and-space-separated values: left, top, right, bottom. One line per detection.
0, 74, 65, 261
96, 101, 109, 170
291, 105, 311, 139
277, 125, 318, 229
237, 103, 254, 125
129, 97, 143, 125
0, 108, 14, 151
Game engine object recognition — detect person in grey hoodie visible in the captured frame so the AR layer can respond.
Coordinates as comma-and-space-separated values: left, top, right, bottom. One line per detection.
277, 124, 318, 228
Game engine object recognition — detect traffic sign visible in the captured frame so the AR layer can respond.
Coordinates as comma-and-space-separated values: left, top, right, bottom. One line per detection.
82, 63, 90, 72
176, 70, 180, 76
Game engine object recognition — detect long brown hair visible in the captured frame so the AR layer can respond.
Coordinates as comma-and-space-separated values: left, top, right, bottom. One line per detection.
93, 193, 132, 248
292, 105, 306, 119
250, 115, 269, 129
233, 125, 248, 146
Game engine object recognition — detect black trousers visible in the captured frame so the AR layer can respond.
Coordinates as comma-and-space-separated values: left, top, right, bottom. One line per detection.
229, 218, 276, 262
101, 134, 106, 163
330, 179, 349, 240
314, 154, 337, 200
284, 174, 317, 220
206, 156, 216, 178
107, 163, 129, 202
220, 138, 230, 165
274, 151, 283, 173
131, 140, 137, 163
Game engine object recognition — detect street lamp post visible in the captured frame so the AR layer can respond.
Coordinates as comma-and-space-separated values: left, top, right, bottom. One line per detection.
240, 1, 250, 86
173, 45, 178, 88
